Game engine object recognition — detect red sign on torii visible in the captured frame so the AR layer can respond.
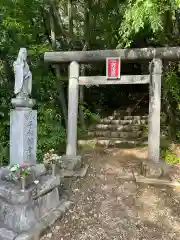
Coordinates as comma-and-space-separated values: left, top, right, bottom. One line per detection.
106, 57, 121, 79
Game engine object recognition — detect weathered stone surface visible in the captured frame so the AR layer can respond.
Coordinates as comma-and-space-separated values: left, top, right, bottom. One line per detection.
14, 233, 30, 240
0, 175, 60, 205
88, 130, 142, 138
61, 155, 82, 170
37, 175, 60, 195
0, 199, 39, 232
0, 175, 61, 232
14, 200, 73, 240
0, 227, 17, 240
78, 138, 148, 148
100, 119, 147, 125
66, 61, 79, 157
0, 167, 11, 181
59, 164, 89, 178
141, 159, 171, 178
148, 59, 162, 163
32, 164, 46, 178
38, 188, 60, 217
10, 109, 37, 165
0, 180, 33, 204
0, 187, 60, 233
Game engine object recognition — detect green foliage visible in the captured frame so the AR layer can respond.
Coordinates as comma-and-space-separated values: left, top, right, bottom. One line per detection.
164, 66, 180, 103
163, 65, 180, 140
80, 103, 100, 123
37, 104, 66, 162
119, 0, 178, 47
161, 148, 180, 165
160, 139, 180, 165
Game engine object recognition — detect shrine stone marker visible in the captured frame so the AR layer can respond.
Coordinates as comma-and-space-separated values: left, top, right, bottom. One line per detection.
10, 48, 37, 165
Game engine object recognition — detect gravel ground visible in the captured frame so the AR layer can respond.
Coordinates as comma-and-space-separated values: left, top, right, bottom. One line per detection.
41, 147, 180, 240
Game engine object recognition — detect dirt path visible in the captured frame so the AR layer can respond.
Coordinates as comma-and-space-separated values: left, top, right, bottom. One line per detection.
41, 147, 180, 240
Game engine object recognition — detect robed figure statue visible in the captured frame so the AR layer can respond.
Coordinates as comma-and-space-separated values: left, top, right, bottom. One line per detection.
13, 48, 32, 99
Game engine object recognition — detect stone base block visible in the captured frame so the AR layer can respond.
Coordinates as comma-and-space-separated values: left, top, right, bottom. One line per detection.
0, 174, 62, 235
141, 159, 171, 178
0, 199, 73, 240
0, 164, 47, 185
60, 155, 82, 170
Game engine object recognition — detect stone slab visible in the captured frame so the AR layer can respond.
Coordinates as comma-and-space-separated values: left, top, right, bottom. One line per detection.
37, 175, 61, 196
135, 174, 180, 187
59, 164, 89, 178
0, 180, 33, 205
0, 186, 60, 232
0, 175, 60, 205
0, 199, 39, 232
0, 175, 61, 232
37, 187, 60, 219
0, 199, 73, 240
14, 200, 74, 240
10, 109, 37, 165
1, 164, 47, 182
32, 164, 46, 178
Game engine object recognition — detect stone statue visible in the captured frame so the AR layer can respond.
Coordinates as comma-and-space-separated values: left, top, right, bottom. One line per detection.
13, 48, 32, 99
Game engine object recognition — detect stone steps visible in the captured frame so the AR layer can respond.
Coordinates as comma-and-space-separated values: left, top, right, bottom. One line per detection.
103, 115, 148, 120
93, 124, 147, 131
87, 130, 144, 138
79, 107, 149, 148
113, 108, 148, 116
78, 137, 148, 148
100, 119, 148, 125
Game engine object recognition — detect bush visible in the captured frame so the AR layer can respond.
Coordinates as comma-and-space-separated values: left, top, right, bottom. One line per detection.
0, 101, 10, 166
37, 103, 66, 162
161, 148, 180, 165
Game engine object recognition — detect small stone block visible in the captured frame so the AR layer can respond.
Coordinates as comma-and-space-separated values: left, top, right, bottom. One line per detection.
0, 167, 10, 180
141, 159, 171, 178
61, 155, 82, 170
32, 164, 47, 178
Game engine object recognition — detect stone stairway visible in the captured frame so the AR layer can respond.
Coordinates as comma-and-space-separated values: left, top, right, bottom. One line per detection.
78, 108, 149, 148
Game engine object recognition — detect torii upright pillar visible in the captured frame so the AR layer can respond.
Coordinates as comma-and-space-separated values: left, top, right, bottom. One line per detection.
66, 61, 79, 156
148, 58, 162, 162
63, 61, 82, 170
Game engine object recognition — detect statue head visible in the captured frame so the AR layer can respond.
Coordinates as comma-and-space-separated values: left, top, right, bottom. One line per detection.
17, 48, 27, 63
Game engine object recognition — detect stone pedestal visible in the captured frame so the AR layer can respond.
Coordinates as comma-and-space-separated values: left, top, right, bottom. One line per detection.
10, 107, 37, 165
60, 155, 82, 171
141, 159, 171, 178
0, 171, 72, 240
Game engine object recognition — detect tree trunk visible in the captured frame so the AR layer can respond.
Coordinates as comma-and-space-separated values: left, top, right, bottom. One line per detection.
49, 6, 68, 128
78, 0, 92, 130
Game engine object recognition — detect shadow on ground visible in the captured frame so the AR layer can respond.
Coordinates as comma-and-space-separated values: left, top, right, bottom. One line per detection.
41, 147, 180, 240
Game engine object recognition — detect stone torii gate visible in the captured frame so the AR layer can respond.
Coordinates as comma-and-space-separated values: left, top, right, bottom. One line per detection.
44, 47, 180, 163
